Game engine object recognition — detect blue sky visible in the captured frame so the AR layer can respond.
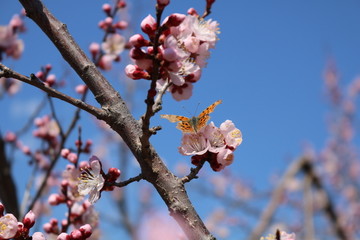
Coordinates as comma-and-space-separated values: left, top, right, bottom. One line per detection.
2, 0, 360, 239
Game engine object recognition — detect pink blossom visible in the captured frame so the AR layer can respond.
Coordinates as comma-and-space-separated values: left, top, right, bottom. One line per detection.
179, 132, 210, 156
219, 120, 243, 149
169, 81, 193, 101
0, 214, 18, 239
101, 33, 125, 56
163, 35, 189, 62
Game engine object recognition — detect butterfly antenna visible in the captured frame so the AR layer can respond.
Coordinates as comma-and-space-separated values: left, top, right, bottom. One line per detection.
194, 102, 200, 116
182, 106, 192, 116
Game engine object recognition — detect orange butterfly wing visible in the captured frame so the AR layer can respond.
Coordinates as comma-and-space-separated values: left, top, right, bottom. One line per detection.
160, 100, 222, 133
160, 115, 194, 132
196, 100, 222, 130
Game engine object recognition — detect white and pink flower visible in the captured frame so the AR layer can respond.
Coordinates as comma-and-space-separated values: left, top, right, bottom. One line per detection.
78, 156, 105, 204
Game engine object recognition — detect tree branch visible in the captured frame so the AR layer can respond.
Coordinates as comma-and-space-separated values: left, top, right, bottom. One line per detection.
0, 63, 105, 119
18, 0, 216, 239
0, 134, 19, 218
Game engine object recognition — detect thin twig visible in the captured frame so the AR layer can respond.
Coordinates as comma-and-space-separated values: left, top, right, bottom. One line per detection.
48, 96, 65, 138
113, 173, 144, 188
181, 159, 206, 184
0, 63, 105, 119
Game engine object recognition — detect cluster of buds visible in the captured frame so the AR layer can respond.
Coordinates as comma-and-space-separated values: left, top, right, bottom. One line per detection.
179, 120, 242, 171
89, 2, 127, 70
43, 218, 92, 240
34, 64, 62, 87
125, 7, 219, 101
0, 203, 46, 240
56, 224, 92, 240
0, 12, 26, 61
61, 139, 92, 165
33, 115, 60, 148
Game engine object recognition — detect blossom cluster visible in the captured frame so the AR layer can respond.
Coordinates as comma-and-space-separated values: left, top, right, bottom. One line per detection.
0, 204, 45, 240
125, 9, 219, 101
89, 2, 127, 70
0, 13, 25, 61
179, 120, 242, 171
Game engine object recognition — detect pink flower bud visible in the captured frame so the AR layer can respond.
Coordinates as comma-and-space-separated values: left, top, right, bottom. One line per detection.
75, 84, 88, 94
34, 117, 43, 127
187, 8, 198, 16
130, 47, 147, 60
35, 71, 44, 81
107, 168, 121, 182
4, 131, 17, 142
61, 219, 68, 228
141, 15, 157, 36
67, 153, 78, 164
57, 232, 70, 240
79, 224, 92, 238
22, 145, 31, 155
23, 210, 36, 228
61, 148, 70, 158
163, 13, 186, 27
43, 223, 52, 233
117, 0, 126, 8
157, 0, 170, 6
10, 14, 23, 28
48, 193, 60, 205
125, 64, 149, 80
104, 17, 113, 25
102, 3, 112, 14
46, 74, 56, 87
70, 229, 82, 239
89, 42, 100, 58
129, 34, 150, 48
157, 0, 169, 9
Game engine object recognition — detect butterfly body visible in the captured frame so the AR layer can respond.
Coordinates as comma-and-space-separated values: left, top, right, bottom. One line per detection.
161, 100, 222, 133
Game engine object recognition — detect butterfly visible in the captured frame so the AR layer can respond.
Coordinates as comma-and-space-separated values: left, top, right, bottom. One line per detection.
160, 100, 222, 133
